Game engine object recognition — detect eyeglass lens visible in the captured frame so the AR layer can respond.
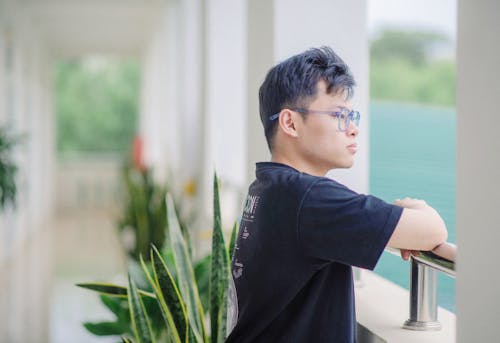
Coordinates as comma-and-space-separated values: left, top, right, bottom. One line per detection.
340, 110, 360, 131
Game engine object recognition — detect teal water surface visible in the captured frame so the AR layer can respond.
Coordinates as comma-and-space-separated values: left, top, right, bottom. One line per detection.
369, 100, 456, 312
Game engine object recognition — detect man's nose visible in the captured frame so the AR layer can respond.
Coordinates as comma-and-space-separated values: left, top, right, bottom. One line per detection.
346, 121, 359, 137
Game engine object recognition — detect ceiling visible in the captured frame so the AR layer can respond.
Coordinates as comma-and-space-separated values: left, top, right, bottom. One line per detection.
2, 0, 165, 58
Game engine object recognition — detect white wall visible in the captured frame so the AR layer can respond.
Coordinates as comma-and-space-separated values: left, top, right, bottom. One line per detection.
0, 3, 53, 341
456, 0, 500, 341
0, 5, 54, 261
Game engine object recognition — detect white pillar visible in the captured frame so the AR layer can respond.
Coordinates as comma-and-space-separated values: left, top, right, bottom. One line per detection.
456, 1, 500, 342
0, 14, 7, 253
204, 0, 246, 188
0, 5, 52, 340
246, 0, 274, 183
177, 0, 204, 184
246, 0, 369, 194
201, 0, 246, 226
140, 1, 181, 183
187, 0, 247, 258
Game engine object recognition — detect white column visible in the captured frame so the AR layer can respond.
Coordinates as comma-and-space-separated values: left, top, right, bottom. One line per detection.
140, 0, 181, 183
177, 0, 204, 183
25, 30, 53, 229
10, 21, 25, 248
180, 0, 247, 258
176, 0, 208, 241
201, 0, 246, 230
0, 29, 5, 125
246, 0, 274, 183
456, 1, 500, 342
246, 0, 369, 194
0, 0, 54, 252
0, 16, 6, 253
40, 45, 55, 224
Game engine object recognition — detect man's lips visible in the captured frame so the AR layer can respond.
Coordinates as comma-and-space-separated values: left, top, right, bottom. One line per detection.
347, 143, 358, 153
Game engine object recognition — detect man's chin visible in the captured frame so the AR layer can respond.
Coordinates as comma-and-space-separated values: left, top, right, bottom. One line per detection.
335, 159, 355, 169
345, 160, 355, 168
326, 161, 355, 172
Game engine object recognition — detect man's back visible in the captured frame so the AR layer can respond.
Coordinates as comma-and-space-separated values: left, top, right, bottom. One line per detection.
226, 162, 402, 342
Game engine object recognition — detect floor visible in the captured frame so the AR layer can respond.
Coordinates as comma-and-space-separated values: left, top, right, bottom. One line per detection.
0, 209, 128, 343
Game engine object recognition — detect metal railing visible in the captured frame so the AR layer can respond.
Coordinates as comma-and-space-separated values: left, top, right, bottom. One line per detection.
386, 243, 456, 331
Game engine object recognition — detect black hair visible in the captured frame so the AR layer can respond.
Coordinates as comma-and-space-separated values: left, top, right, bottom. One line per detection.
258, 46, 356, 152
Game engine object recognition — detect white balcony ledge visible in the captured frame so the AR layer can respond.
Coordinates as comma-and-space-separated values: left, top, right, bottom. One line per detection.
356, 270, 456, 343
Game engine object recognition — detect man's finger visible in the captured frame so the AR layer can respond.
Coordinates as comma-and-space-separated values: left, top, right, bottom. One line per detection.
400, 249, 411, 260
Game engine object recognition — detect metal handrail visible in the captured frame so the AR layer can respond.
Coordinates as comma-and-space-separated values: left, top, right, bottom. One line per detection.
385, 243, 456, 331
385, 247, 455, 277
412, 250, 455, 277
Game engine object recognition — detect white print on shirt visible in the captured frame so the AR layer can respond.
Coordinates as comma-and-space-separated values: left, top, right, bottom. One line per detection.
232, 193, 261, 282
233, 259, 244, 279
242, 194, 260, 220
242, 226, 249, 239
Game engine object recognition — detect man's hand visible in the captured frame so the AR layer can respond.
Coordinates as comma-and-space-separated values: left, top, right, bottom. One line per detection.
431, 242, 457, 262
400, 249, 420, 261
394, 197, 428, 210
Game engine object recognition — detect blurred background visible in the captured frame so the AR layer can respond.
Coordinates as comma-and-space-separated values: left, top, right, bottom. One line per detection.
0, 0, 458, 342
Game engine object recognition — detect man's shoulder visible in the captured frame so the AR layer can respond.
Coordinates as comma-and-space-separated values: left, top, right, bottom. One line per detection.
255, 162, 322, 191
253, 162, 358, 196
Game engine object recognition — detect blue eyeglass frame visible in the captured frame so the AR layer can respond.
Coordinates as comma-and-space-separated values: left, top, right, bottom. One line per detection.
269, 108, 361, 132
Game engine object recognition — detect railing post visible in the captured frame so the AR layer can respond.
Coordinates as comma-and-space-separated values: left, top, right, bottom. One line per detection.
403, 257, 441, 331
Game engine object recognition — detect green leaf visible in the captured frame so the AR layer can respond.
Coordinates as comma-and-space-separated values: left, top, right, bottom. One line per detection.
194, 254, 211, 312
77, 283, 128, 297
129, 258, 150, 290
210, 173, 230, 343
166, 194, 206, 341
128, 275, 156, 343
83, 321, 126, 336
228, 221, 238, 260
122, 335, 135, 343
139, 252, 183, 343
76, 282, 155, 299
99, 294, 122, 315
132, 171, 150, 260
99, 295, 132, 332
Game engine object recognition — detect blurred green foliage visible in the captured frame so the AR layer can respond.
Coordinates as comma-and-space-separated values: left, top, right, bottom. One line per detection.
0, 127, 19, 210
370, 29, 456, 106
55, 58, 140, 154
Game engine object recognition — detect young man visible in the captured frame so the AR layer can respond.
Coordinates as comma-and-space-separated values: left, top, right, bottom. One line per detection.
225, 47, 448, 342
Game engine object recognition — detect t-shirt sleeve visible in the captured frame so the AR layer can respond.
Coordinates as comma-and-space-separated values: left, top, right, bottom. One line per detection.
297, 178, 403, 270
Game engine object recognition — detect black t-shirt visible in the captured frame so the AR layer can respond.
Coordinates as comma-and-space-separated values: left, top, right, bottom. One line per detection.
225, 162, 403, 343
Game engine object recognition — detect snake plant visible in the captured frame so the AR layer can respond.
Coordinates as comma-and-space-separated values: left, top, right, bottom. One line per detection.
78, 173, 237, 342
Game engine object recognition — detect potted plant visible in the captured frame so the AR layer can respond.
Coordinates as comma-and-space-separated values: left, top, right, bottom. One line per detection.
78, 173, 237, 342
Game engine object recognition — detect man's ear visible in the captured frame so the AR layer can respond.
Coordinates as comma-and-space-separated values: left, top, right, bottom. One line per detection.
278, 109, 300, 138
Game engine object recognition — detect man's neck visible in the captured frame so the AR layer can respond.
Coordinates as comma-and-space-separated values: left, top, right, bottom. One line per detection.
270, 154, 327, 177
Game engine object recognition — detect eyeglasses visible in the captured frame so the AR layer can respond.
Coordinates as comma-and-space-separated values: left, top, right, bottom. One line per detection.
269, 108, 361, 132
